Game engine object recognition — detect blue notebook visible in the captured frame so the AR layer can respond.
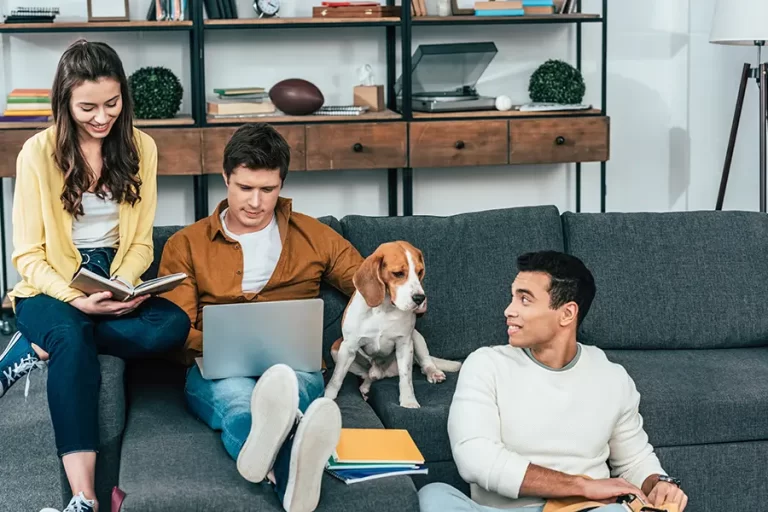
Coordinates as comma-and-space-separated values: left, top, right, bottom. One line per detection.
474, 8, 524, 15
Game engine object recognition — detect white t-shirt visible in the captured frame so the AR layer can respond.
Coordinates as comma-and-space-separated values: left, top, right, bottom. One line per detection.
448, 343, 664, 509
71, 192, 120, 248
220, 209, 282, 293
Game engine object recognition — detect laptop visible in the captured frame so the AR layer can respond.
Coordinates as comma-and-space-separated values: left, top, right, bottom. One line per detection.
195, 298, 325, 380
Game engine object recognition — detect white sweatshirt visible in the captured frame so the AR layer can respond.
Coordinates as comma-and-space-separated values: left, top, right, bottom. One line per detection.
447, 343, 664, 509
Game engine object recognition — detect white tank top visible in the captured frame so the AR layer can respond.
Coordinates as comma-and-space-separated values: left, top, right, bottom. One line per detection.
71, 192, 120, 248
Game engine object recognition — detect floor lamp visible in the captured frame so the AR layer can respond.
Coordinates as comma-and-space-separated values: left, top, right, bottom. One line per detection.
710, 0, 768, 212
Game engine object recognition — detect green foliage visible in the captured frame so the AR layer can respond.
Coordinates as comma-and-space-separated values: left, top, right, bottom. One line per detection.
528, 59, 586, 104
129, 66, 183, 119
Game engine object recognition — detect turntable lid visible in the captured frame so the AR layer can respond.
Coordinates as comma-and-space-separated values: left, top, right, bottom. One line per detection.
395, 42, 498, 96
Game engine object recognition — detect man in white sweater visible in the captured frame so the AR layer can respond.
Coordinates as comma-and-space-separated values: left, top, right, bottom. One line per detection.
418, 251, 688, 512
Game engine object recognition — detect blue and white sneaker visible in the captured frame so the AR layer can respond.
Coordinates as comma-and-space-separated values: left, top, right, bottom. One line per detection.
40, 492, 96, 512
0, 331, 46, 398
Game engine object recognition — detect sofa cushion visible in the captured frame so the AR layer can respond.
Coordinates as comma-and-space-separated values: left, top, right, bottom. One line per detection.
366, 370, 459, 463
563, 211, 768, 350
605, 348, 768, 447
0, 354, 64, 511
341, 206, 565, 360
118, 360, 419, 512
0, 354, 125, 512
655, 440, 768, 511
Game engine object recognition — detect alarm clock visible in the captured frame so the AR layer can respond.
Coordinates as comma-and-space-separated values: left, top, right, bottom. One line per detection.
254, 0, 279, 17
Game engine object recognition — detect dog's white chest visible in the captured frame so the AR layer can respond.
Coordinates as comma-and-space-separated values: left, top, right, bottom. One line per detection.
345, 302, 415, 360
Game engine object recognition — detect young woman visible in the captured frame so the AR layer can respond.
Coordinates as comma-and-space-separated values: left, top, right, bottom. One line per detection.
0, 40, 190, 512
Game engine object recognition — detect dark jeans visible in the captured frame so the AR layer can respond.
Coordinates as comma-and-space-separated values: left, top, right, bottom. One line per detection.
14, 247, 191, 456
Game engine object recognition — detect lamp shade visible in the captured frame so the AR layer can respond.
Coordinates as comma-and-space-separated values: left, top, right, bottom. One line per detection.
710, 0, 768, 45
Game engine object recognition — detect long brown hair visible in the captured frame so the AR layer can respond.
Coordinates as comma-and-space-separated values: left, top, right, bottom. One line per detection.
51, 39, 141, 217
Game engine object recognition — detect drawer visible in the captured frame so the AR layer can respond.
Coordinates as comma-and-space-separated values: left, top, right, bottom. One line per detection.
409, 120, 508, 168
305, 122, 406, 170
202, 125, 306, 174
0, 129, 43, 178
509, 117, 609, 164
144, 128, 202, 176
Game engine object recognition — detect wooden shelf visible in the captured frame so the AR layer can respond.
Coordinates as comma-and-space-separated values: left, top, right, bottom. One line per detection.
135, 115, 195, 127
412, 108, 603, 119
0, 115, 194, 130
205, 17, 400, 29
207, 109, 402, 124
0, 121, 51, 130
412, 13, 601, 25
0, 20, 193, 33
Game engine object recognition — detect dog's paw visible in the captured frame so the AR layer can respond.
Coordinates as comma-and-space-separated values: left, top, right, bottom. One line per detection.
400, 398, 421, 409
324, 388, 339, 400
359, 381, 371, 399
426, 368, 446, 384
369, 364, 384, 381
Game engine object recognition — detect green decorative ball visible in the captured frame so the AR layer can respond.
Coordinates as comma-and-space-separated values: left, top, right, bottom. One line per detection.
528, 59, 586, 104
128, 66, 183, 119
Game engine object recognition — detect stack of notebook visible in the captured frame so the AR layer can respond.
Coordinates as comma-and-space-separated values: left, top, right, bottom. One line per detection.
207, 87, 275, 119
325, 428, 427, 484
1, 88, 52, 123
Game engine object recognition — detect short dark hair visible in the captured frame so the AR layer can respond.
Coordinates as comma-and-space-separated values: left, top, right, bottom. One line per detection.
222, 123, 290, 180
516, 251, 596, 326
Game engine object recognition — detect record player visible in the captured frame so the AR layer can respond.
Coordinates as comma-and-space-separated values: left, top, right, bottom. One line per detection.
396, 42, 498, 113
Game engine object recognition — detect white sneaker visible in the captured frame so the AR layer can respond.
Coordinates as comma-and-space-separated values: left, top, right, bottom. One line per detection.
40, 492, 96, 512
237, 364, 300, 483
282, 398, 343, 512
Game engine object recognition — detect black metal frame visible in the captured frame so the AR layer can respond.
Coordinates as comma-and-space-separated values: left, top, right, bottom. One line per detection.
396, 0, 608, 215
0, 0, 609, 300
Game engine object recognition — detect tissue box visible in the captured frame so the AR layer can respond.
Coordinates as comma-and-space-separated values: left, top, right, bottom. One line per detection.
353, 85, 384, 112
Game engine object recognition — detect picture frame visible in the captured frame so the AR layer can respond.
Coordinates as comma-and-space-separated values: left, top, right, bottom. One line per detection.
450, 0, 474, 15
87, 0, 130, 22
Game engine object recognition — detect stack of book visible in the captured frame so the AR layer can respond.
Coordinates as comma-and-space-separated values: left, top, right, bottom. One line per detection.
473, 0, 554, 16
523, 0, 555, 14
1, 89, 52, 123
2, 7, 59, 24
474, 0, 525, 16
207, 87, 276, 120
325, 428, 427, 484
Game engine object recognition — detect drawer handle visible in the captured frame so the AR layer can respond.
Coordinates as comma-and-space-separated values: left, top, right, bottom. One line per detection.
455, 140, 465, 150
352, 143, 363, 153
555, 136, 566, 145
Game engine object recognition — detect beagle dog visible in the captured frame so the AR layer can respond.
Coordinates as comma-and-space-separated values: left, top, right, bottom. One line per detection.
323, 241, 461, 409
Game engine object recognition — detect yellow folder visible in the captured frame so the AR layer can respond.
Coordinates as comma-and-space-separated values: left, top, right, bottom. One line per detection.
333, 429, 425, 465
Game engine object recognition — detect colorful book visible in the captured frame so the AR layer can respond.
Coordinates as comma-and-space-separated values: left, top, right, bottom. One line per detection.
8, 89, 50, 97
474, 8, 524, 15
332, 428, 425, 465
326, 465, 428, 484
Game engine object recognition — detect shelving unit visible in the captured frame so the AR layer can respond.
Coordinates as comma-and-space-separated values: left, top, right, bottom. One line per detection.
0, 0, 608, 308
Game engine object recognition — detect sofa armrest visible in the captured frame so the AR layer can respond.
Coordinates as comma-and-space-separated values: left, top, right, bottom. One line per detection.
60, 355, 126, 512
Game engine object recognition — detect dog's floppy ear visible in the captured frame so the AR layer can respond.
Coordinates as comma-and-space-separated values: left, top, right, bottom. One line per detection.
354, 250, 385, 307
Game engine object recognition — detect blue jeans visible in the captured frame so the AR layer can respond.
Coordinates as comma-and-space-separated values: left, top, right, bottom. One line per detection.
418, 483, 630, 512
13, 247, 191, 456
184, 364, 325, 503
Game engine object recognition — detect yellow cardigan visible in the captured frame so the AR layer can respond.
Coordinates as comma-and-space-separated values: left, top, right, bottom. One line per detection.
8, 126, 158, 308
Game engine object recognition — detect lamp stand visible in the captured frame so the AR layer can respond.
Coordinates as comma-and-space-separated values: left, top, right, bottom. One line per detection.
715, 44, 768, 212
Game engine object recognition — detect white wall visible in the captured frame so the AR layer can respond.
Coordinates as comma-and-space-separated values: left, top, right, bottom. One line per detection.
0, 0, 763, 289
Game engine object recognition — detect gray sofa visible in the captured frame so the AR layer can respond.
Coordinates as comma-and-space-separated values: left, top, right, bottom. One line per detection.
3, 205, 768, 512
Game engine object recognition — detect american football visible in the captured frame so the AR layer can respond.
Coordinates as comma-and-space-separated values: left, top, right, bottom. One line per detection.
269, 78, 324, 115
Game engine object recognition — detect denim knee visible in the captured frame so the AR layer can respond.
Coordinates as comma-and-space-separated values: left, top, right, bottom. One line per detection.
418, 483, 465, 512
146, 299, 191, 352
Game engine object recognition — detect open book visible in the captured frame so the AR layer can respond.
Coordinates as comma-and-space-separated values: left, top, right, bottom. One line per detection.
70, 267, 187, 302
